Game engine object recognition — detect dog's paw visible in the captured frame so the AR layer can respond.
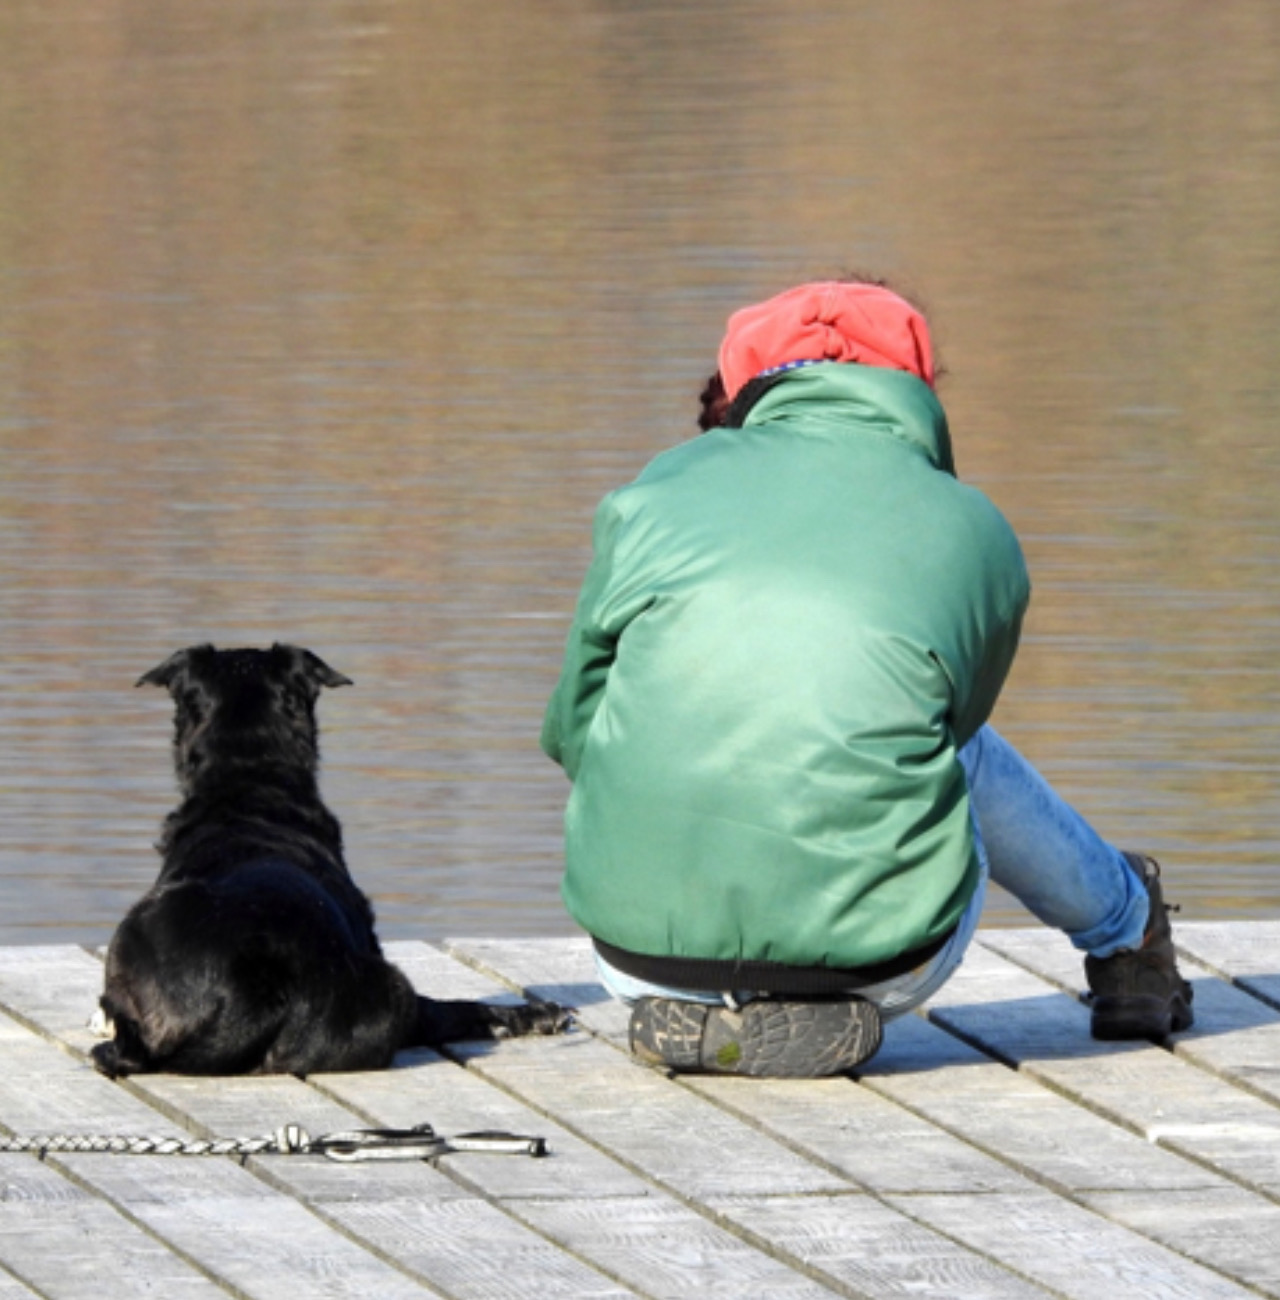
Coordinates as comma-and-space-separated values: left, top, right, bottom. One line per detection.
492, 1001, 575, 1039
88, 1007, 113, 1039
90, 1040, 124, 1078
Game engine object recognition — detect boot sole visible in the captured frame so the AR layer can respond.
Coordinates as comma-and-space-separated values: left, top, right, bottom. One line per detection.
1091, 992, 1194, 1042
630, 997, 882, 1077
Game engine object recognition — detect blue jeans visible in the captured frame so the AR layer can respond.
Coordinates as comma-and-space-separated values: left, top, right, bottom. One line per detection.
595, 725, 1150, 1021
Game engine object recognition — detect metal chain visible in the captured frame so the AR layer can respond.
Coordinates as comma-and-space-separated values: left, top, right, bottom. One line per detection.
0, 1123, 547, 1162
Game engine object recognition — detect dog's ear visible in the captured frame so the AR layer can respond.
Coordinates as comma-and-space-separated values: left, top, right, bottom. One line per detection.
137, 647, 207, 692
307, 652, 354, 690
273, 644, 353, 692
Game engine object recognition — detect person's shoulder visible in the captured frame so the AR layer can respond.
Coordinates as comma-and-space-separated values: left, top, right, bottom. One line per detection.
592, 436, 706, 523
938, 477, 1027, 580
635, 429, 730, 482
600, 432, 734, 520
946, 474, 1020, 535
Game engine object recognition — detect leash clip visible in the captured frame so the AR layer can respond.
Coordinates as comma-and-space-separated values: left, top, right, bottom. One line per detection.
309, 1124, 547, 1163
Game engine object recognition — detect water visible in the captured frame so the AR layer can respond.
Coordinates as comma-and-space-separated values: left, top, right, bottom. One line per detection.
2, 2, 1278, 946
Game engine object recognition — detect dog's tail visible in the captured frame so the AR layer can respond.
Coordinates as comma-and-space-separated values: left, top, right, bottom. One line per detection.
410, 994, 572, 1049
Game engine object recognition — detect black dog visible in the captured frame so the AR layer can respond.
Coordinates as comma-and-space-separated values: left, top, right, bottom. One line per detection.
92, 643, 568, 1078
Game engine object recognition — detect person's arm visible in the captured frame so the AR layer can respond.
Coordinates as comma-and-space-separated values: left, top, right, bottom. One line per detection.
951, 601, 1025, 746
949, 522, 1031, 747
540, 497, 624, 781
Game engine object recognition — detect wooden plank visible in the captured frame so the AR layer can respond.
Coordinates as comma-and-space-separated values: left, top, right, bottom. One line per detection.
506, 1195, 850, 1300
450, 936, 1263, 1300
134, 1072, 636, 1300
320, 1197, 636, 1300
865, 1002, 1280, 1297
0, 932, 1271, 1300
442, 943, 1087, 1297
980, 926, 1280, 1107
928, 943, 1280, 1198
699, 1195, 1053, 1300
317, 1047, 659, 1203
0, 1267, 39, 1300
0, 948, 633, 1300
879, 1191, 1253, 1300
1080, 1187, 1280, 1297
865, 1011, 1220, 1192
407, 941, 847, 1200
421, 940, 1070, 1299
0, 945, 106, 1050
457, 1031, 854, 1200
693, 1059, 1264, 1298
383, 944, 860, 1299
5, 943, 843, 1299
1174, 920, 1280, 1008
326, 1046, 893, 1299
1, 941, 838, 1300
325, 1042, 1053, 1300
385, 941, 545, 1008
0, 960, 444, 1299
0, 1153, 221, 1300
686, 1068, 1027, 1196
435, 937, 631, 1045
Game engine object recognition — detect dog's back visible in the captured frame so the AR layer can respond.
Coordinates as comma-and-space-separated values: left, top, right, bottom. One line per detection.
98, 858, 419, 1075
95, 644, 418, 1076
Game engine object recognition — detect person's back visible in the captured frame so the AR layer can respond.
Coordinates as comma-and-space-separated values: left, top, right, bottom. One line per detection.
546, 362, 1027, 977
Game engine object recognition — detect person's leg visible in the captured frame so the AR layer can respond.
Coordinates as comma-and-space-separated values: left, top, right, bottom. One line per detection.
960, 726, 1192, 1039
846, 851, 988, 1021
593, 951, 730, 1008
959, 726, 1148, 957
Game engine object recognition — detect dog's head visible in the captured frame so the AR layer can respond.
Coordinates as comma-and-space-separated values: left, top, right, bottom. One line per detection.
138, 644, 352, 793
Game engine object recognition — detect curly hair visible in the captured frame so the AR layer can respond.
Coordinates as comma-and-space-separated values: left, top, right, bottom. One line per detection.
696, 371, 732, 432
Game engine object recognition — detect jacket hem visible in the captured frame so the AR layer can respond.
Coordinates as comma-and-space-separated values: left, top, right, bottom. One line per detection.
592, 928, 957, 996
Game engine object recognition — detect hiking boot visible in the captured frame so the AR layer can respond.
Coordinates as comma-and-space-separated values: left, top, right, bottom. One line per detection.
1085, 852, 1194, 1041
628, 995, 882, 1077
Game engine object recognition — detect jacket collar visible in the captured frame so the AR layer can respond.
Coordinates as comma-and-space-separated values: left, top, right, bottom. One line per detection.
739, 362, 956, 475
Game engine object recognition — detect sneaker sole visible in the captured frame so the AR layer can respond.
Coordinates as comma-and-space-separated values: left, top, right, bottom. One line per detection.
629, 999, 710, 1070
630, 997, 882, 1078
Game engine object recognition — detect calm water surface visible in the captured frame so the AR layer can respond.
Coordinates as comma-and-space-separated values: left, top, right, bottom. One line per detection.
1, 3, 1278, 944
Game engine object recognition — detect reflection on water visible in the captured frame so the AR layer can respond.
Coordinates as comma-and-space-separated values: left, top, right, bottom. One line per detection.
1, 3, 1278, 944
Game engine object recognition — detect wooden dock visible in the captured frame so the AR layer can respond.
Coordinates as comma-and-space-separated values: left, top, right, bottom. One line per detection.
0, 922, 1277, 1299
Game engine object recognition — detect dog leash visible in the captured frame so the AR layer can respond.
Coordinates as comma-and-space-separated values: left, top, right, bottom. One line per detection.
0, 1122, 547, 1163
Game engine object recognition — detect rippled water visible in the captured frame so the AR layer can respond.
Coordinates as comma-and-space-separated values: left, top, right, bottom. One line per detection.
2, 3, 1278, 944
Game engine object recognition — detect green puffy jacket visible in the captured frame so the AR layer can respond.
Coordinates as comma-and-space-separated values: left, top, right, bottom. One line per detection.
542, 363, 1030, 978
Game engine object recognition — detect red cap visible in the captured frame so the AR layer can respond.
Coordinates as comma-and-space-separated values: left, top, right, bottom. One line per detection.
718, 281, 935, 399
